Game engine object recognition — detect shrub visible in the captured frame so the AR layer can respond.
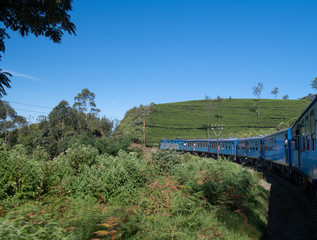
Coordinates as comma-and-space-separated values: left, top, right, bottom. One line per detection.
151, 149, 182, 174
0, 144, 43, 200
64, 144, 99, 171
63, 150, 144, 202
0, 202, 75, 239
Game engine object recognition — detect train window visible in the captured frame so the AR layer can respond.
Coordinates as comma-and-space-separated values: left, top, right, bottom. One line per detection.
305, 115, 309, 150
310, 110, 315, 151
305, 115, 309, 136
301, 120, 305, 149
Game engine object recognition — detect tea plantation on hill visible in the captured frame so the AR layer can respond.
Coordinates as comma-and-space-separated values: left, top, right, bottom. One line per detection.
143, 98, 310, 146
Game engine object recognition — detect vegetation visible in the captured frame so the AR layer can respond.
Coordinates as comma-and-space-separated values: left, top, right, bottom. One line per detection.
140, 98, 310, 146
0, 90, 128, 159
271, 87, 279, 99
311, 77, 317, 91
252, 83, 264, 118
1, 89, 308, 239
0, 141, 269, 239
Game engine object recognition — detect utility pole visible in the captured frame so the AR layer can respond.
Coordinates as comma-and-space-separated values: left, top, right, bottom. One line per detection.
212, 121, 223, 159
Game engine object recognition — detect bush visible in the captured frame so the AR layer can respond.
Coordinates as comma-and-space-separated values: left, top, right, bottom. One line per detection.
61, 150, 144, 202
151, 149, 182, 174
64, 144, 99, 171
0, 144, 43, 200
0, 202, 74, 239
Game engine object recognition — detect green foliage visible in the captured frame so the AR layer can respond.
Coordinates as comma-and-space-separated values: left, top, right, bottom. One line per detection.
311, 77, 317, 91
0, 141, 270, 239
73, 88, 100, 116
95, 135, 132, 155
0, 68, 11, 97
12, 90, 114, 158
143, 98, 310, 146
0, 144, 43, 200
0, 202, 74, 240
151, 149, 182, 174
64, 144, 99, 171
66, 150, 144, 202
92, 154, 268, 239
114, 103, 155, 143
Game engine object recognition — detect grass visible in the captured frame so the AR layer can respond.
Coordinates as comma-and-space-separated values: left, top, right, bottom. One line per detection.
144, 98, 310, 146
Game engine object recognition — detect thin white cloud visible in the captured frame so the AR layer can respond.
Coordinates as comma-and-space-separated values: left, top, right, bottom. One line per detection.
4, 70, 42, 82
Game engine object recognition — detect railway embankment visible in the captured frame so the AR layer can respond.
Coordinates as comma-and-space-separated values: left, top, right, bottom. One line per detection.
257, 169, 317, 240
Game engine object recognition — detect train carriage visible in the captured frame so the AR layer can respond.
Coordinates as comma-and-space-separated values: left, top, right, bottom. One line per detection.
290, 97, 317, 197
158, 96, 317, 200
183, 139, 210, 153
159, 139, 184, 151
262, 128, 291, 167
218, 139, 238, 159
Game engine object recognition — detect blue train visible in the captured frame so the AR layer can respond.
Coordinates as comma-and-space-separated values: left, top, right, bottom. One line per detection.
159, 97, 317, 200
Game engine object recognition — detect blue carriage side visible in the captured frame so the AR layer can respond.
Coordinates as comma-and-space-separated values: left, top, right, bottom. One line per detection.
159, 139, 184, 151
262, 128, 291, 167
218, 139, 238, 160
290, 97, 317, 195
183, 139, 210, 153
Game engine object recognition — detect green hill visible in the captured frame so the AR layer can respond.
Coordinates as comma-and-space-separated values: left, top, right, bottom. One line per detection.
117, 98, 311, 147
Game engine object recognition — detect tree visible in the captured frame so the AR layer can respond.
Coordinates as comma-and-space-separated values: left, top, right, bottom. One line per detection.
311, 77, 317, 91
73, 88, 100, 116
0, 100, 26, 148
271, 87, 279, 99
282, 94, 289, 100
0, 0, 76, 96
252, 82, 264, 118
204, 95, 213, 138
0, 69, 11, 97
252, 82, 264, 99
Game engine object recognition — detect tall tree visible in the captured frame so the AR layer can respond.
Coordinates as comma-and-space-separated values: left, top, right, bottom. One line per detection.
73, 88, 100, 116
252, 82, 264, 118
204, 95, 213, 139
271, 87, 279, 99
0, 100, 26, 148
0, 0, 76, 95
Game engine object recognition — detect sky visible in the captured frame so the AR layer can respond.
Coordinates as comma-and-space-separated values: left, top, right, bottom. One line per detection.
2, 0, 317, 122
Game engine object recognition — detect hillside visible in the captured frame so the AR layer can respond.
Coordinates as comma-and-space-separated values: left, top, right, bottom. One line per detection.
117, 98, 311, 147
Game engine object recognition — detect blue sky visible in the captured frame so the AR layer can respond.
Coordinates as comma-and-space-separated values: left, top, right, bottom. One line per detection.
1, 0, 317, 122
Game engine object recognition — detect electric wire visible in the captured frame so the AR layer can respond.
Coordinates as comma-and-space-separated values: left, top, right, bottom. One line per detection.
8, 101, 52, 109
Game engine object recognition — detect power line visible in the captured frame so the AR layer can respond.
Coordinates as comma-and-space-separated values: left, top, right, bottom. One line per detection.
8, 101, 52, 109
15, 108, 49, 114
